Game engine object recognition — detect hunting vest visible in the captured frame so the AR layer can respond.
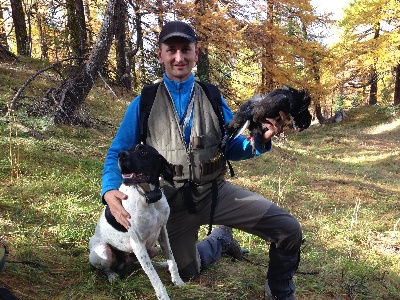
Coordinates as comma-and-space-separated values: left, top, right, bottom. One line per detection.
145, 82, 226, 188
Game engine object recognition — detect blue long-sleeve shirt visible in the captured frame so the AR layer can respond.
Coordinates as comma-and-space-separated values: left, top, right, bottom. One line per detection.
101, 73, 271, 201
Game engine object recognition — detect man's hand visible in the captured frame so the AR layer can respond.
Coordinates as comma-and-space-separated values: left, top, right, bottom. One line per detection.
260, 111, 287, 143
104, 190, 131, 230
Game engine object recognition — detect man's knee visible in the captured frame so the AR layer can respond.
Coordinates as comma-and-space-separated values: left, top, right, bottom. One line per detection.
253, 204, 302, 251
281, 214, 302, 251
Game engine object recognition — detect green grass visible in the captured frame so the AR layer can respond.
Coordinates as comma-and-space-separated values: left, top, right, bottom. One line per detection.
1, 60, 399, 299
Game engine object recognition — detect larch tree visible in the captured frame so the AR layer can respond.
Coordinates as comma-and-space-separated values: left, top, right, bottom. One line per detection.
387, 0, 400, 106
114, 0, 130, 89
262, 0, 275, 93
394, 61, 400, 105
126, 0, 144, 90
10, 0, 29, 56
298, 10, 332, 123
83, 0, 94, 45
243, 0, 323, 94
51, 0, 120, 125
35, 3, 49, 60
336, 0, 400, 106
0, 4, 7, 47
66, 0, 87, 60
242, 0, 276, 94
174, 0, 248, 101
369, 22, 380, 105
193, 0, 211, 83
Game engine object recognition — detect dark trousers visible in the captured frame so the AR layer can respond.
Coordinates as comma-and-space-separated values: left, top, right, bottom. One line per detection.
166, 179, 303, 281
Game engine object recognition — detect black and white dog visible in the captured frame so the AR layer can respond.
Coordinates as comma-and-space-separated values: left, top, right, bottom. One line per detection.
89, 144, 184, 300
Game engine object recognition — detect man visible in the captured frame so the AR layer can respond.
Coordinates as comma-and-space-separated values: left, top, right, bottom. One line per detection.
101, 20, 302, 300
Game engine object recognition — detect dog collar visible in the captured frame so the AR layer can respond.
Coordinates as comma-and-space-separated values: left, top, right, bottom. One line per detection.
144, 188, 163, 203
137, 183, 163, 204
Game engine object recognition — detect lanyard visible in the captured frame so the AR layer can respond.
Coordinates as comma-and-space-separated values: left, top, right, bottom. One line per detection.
180, 84, 195, 133
165, 82, 196, 134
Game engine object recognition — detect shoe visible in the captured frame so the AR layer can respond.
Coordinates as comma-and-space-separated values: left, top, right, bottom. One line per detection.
0, 242, 7, 272
265, 279, 276, 300
264, 279, 296, 300
215, 225, 249, 261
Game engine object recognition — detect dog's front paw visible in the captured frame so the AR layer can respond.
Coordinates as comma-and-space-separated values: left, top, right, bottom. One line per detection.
173, 277, 185, 286
106, 272, 120, 283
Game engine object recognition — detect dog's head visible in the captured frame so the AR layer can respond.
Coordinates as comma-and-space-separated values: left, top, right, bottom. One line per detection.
118, 144, 174, 187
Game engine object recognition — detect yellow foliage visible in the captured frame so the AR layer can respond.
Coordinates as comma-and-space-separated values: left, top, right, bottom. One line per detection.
329, 0, 400, 104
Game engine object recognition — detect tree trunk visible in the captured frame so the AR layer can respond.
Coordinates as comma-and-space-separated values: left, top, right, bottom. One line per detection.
115, 0, 131, 90
84, 0, 94, 45
0, 8, 7, 47
0, 43, 17, 61
156, 0, 164, 29
66, 0, 87, 59
369, 22, 380, 106
127, 1, 143, 89
195, 0, 210, 83
130, 3, 147, 86
37, 11, 49, 59
25, 0, 32, 56
198, 48, 210, 83
311, 61, 325, 124
52, 0, 119, 125
369, 71, 378, 105
10, 0, 29, 56
261, 0, 275, 94
314, 102, 325, 124
300, 21, 324, 124
394, 64, 400, 106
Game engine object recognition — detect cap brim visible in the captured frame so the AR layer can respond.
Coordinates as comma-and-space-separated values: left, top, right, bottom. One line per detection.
159, 33, 196, 43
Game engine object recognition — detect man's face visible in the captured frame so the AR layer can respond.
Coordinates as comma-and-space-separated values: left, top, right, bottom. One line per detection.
158, 37, 199, 82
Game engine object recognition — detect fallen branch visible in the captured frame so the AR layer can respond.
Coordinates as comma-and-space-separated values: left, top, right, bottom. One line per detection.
6, 57, 83, 116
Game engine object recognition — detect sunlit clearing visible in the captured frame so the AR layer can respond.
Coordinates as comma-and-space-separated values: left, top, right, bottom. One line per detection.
364, 118, 400, 135
339, 151, 396, 163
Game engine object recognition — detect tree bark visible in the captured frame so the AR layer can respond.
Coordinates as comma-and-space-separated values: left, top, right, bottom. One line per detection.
66, 0, 87, 59
261, 0, 275, 94
84, 0, 94, 45
394, 64, 400, 106
314, 102, 325, 124
52, 0, 119, 125
10, 0, 29, 56
195, 0, 210, 83
115, 0, 131, 90
126, 1, 144, 89
0, 43, 17, 61
369, 71, 378, 105
0, 8, 7, 47
197, 48, 210, 83
312, 61, 326, 123
368, 22, 380, 106
36, 11, 49, 59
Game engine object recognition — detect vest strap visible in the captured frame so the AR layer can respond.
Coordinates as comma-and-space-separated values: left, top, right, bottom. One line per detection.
182, 181, 197, 214
207, 179, 219, 236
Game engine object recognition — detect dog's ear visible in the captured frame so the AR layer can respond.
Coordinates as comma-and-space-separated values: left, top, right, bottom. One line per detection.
159, 155, 175, 187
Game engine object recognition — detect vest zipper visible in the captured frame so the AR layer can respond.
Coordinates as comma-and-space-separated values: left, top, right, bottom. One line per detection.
164, 83, 194, 181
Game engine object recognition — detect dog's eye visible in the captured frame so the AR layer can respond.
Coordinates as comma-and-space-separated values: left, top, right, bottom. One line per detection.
140, 149, 147, 155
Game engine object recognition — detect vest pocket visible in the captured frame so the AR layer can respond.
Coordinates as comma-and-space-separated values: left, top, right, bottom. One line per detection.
196, 153, 226, 183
